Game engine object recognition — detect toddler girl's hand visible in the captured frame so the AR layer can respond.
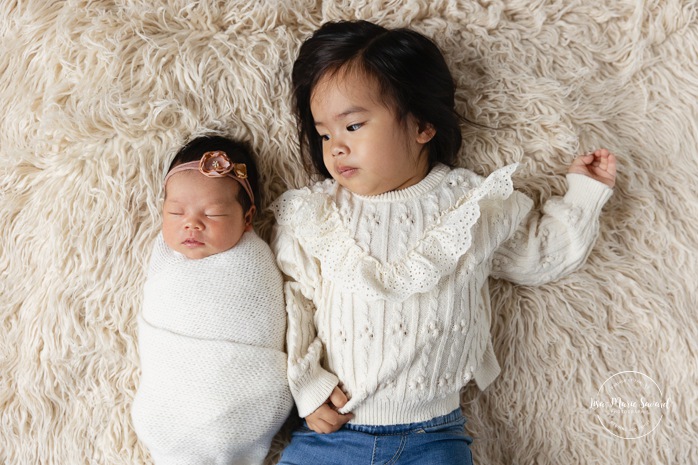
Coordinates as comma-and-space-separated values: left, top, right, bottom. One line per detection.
305, 386, 354, 434
568, 149, 617, 188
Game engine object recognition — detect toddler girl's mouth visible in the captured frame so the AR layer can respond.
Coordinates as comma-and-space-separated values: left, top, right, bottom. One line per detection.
183, 238, 204, 247
337, 165, 358, 177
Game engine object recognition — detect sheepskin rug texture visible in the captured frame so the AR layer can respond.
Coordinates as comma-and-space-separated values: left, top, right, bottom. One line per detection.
1, 1, 697, 464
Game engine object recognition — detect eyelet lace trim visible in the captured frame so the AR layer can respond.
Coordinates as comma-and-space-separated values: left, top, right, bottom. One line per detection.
274, 164, 520, 302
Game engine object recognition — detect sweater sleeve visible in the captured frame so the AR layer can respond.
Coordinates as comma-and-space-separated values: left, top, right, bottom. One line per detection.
270, 224, 339, 418
491, 173, 613, 285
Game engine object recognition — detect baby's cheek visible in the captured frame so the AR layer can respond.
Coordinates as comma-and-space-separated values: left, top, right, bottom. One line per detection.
161, 221, 180, 248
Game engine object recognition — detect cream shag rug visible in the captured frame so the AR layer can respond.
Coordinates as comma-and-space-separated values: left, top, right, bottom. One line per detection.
1, 1, 697, 464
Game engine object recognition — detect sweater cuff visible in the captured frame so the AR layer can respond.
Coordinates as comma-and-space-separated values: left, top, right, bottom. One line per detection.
564, 173, 613, 213
473, 339, 501, 390
290, 361, 339, 418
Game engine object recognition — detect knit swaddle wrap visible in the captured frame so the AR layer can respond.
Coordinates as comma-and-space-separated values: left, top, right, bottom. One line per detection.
132, 232, 292, 465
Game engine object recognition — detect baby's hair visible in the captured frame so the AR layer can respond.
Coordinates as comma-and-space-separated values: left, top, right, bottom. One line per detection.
292, 20, 463, 178
167, 136, 260, 213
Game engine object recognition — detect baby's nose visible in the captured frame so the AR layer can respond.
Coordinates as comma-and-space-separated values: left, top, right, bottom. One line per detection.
185, 219, 203, 230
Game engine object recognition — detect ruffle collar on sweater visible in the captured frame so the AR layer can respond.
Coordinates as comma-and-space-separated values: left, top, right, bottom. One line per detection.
273, 163, 520, 302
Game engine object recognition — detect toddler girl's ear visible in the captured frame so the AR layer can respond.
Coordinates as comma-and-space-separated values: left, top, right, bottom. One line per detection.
416, 121, 436, 144
244, 206, 256, 231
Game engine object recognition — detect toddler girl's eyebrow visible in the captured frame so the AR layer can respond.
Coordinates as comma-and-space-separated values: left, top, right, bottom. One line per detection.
315, 107, 368, 126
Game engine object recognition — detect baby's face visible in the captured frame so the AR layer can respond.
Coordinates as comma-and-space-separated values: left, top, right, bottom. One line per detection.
162, 171, 252, 259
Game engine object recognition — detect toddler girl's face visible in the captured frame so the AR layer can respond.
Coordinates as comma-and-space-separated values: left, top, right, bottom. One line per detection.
310, 70, 434, 196
162, 171, 252, 259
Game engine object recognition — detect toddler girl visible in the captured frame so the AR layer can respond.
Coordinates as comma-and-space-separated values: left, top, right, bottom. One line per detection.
271, 20, 616, 465
131, 136, 293, 465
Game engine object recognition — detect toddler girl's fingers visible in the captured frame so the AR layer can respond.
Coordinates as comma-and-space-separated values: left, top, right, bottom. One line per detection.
570, 154, 591, 170
313, 411, 352, 433
307, 409, 337, 433
333, 412, 353, 430
323, 404, 352, 424
606, 152, 617, 176
595, 151, 614, 173
328, 386, 349, 408
308, 418, 334, 434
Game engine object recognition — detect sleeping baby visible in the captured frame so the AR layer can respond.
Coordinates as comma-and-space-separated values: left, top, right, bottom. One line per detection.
131, 136, 293, 465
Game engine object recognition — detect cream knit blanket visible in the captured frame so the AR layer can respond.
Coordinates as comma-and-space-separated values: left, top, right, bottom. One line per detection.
131, 233, 293, 465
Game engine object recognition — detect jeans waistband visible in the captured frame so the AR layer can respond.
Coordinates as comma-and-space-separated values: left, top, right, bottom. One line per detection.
343, 408, 464, 435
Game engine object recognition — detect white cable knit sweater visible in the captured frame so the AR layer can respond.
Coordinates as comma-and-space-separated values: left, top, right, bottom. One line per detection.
132, 232, 293, 465
271, 163, 612, 426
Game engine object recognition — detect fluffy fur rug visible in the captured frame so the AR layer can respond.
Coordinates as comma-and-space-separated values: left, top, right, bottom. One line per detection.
1, 1, 696, 464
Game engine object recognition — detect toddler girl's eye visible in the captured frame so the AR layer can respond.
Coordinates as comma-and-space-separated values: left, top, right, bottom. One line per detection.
319, 134, 330, 142
347, 123, 362, 131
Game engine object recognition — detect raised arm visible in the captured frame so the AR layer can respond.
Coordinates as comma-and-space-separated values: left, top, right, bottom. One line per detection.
491, 150, 616, 285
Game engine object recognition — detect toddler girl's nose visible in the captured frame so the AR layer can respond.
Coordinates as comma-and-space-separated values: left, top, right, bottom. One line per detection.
331, 139, 348, 157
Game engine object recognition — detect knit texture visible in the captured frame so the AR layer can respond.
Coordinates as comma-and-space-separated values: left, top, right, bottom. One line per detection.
131, 232, 293, 465
272, 164, 612, 425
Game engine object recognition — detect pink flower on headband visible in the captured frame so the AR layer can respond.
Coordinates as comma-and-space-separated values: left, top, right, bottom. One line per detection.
199, 151, 248, 179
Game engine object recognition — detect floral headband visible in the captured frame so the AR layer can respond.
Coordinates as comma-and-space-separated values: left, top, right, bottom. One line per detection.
164, 151, 255, 206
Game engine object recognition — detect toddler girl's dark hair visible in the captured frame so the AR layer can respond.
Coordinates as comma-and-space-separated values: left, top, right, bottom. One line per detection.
167, 136, 260, 213
292, 20, 463, 178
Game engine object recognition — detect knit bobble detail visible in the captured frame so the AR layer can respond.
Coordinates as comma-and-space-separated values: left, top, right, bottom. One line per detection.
409, 376, 427, 391
393, 322, 409, 337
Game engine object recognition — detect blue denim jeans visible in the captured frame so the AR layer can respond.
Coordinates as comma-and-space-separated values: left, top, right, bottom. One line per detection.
277, 409, 473, 465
